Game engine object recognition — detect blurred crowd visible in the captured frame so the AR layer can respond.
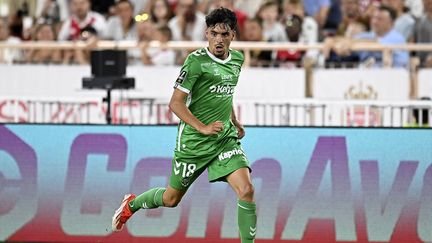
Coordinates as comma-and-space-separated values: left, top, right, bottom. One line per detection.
0, 0, 430, 67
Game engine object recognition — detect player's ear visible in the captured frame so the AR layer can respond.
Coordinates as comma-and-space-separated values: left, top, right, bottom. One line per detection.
205, 27, 210, 39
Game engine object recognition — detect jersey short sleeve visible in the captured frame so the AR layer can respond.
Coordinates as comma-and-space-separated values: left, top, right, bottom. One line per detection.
174, 55, 201, 94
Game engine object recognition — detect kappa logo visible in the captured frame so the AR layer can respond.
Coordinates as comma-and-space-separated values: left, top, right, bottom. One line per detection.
218, 148, 244, 161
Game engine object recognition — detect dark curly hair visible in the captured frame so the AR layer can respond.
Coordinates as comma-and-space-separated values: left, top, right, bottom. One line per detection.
205, 7, 237, 31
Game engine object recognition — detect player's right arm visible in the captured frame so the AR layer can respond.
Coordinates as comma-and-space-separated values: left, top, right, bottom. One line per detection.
169, 89, 223, 136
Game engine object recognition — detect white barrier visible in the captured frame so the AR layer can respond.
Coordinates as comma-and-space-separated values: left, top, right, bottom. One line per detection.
0, 65, 305, 100
418, 69, 432, 98
313, 69, 410, 100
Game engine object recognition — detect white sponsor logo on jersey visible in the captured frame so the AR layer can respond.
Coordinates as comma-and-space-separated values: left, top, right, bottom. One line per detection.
209, 85, 235, 95
218, 148, 244, 161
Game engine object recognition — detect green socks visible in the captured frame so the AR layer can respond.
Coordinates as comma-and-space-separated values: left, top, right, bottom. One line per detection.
128, 189, 257, 243
238, 200, 257, 243
128, 187, 166, 213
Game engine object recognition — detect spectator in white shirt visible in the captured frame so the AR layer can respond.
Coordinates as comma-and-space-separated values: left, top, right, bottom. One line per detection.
36, 0, 69, 25
149, 0, 175, 28
0, 18, 23, 64
58, 0, 107, 41
168, 0, 206, 41
141, 25, 176, 65
256, 1, 288, 42
105, 0, 137, 40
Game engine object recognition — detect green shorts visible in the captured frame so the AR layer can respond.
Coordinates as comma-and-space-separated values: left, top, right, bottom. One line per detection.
169, 138, 250, 192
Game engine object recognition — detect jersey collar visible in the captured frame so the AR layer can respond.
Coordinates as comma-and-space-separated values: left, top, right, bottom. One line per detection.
205, 47, 232, 64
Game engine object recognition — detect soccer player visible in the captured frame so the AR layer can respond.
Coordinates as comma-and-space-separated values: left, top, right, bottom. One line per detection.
112, 7, 257, 243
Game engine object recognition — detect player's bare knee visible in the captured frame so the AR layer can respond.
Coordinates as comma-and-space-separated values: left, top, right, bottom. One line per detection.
164, 196, 182, 207
236, 183, 255, 201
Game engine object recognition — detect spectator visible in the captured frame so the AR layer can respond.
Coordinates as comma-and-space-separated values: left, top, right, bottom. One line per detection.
322, 18, 367, 67
323, 0, 343, 35
235, 0, 266, 18
413, 0, 432, 67
105, 0, 137, 40
149, 0, 175, 27
336, 0, 369, 36
383, 0, 415, 40
136, 18, 156, 42
323, 5, 409, 67
8, 0, 37, 19
256, 1, 288, 42
168, 0, 206, 41
356, 5, 408, 67
321, 0, 368, 67
90, 0, 116, 17
131, 0, 151, 15
8, 1, 35, 40
0, 17, 22, 64
405, 0, 424, 18
140, 25, 176, 65
26, 23, 62, 64
128, 19, 156, 64
303, 0, 331, 27
58, 0, 107, 41
36, 0, 69, 26
280, 0, 319, 62
242, 18, 273, 67
207, 0, 247, 36
359, 0, 382, 21
63, 25, 100, 64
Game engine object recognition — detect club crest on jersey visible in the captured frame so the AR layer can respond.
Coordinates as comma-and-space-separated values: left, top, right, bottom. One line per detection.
176, 71, 187, 84
213, 67, 220, 76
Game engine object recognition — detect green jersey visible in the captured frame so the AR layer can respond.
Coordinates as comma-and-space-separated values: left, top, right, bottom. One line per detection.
174, 47, 244, 159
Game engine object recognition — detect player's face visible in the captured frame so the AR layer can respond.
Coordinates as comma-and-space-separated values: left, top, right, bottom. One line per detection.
206, 24, 235, 59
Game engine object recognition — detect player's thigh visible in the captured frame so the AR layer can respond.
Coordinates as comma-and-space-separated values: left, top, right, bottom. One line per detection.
226, 167, 254, 199
169, 157, 207, 192
208, 140, 251, 182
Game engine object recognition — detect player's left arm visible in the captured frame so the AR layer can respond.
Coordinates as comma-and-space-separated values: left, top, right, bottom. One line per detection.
231, 106, 245, 139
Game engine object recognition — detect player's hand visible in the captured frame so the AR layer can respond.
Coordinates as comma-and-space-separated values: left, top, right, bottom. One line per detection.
236, 124, 245, 139
198, 121, 223, 135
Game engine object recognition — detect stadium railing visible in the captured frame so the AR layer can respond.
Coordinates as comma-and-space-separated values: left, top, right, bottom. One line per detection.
1, 96, 431, 127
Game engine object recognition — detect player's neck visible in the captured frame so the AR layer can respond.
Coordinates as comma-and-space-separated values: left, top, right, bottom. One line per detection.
206, 47, 230, 60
